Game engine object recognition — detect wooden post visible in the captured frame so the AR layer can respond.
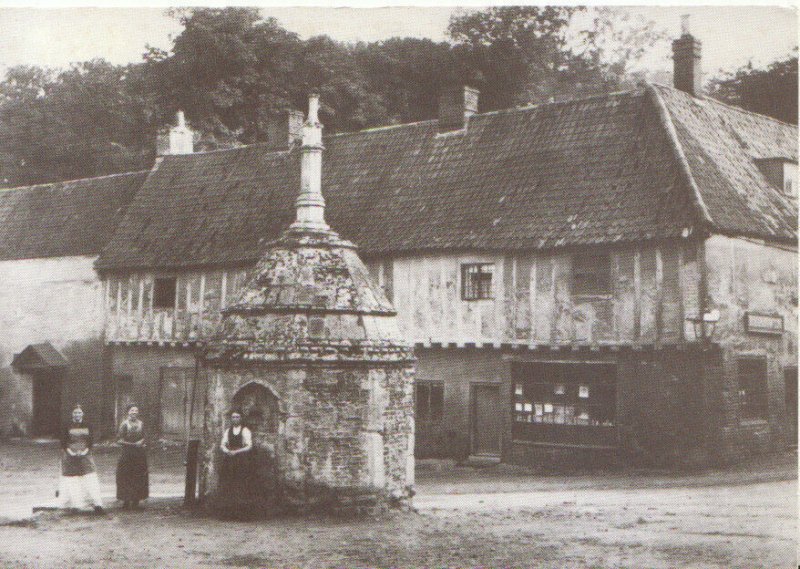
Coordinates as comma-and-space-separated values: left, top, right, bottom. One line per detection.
184, 438, 200, 506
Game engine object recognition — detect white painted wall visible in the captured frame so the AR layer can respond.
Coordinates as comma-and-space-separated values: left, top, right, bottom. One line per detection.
0, 255, 105, 435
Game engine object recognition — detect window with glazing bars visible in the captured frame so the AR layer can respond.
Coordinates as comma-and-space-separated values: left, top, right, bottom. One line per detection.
415, 381, 444, 424
461, 263, 494, 300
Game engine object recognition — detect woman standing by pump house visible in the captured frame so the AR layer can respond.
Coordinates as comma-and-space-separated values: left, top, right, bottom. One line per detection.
116, 404, 149, 508
59, 405, 104, 513
217, 409, 257, 517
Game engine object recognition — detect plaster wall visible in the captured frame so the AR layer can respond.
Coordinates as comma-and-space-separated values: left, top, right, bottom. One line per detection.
373, 240, 695, 346
0, 255, 109, 436
704, 235, 798, 455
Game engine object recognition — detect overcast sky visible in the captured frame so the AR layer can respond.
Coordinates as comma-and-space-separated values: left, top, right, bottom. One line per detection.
0, 5, 796, 79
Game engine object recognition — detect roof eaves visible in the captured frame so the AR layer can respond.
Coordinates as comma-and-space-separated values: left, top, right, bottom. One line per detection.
645, 83, 715, 230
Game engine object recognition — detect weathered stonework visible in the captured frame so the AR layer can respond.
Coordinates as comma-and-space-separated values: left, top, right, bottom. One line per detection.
201, 228, 415, 514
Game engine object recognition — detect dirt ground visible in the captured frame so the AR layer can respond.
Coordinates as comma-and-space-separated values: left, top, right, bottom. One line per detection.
0, 441, 796, 569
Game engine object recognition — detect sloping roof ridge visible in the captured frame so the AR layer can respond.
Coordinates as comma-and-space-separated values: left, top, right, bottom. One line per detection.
167, 141, 287, 158
474, 88, 643, 119
644, 82, 714, 229
326, 119, 436, 139
0, 169, 149, 194
650, 82, 799, 130
324, 88, 643, 139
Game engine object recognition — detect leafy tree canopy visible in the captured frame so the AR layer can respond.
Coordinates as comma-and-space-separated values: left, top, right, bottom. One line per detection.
708, 53, 798, 125
1, 7, 791, 187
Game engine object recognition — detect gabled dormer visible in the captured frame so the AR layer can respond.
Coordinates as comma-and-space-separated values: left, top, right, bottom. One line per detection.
755, 157, 798, 199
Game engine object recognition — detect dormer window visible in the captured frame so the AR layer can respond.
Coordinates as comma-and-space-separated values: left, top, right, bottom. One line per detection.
784, 162, 798, 198
755, 158, 798, 199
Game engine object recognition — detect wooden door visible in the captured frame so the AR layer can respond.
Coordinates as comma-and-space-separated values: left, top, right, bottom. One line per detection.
160, 367, 190, 437
785, 367, 798, 447
159, 367, 204, 438
32, 370, 62, 437
471, 383, 502, 456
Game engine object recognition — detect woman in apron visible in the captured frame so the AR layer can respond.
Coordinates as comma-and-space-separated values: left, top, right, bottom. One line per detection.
59, 405, 104, 513
116, 404, 149, 509
218, 410, 256, 517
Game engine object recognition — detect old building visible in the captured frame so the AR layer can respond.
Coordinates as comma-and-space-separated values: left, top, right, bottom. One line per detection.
200, 95, 415, 512
46, 26, 793, 467
0, 172, 144, 437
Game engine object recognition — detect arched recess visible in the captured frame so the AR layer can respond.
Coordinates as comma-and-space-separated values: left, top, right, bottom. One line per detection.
231, 381, 282, 438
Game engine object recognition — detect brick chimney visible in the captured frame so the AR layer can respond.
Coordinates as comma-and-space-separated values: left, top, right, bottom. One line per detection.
156, 110, 194, 156
266, 109, 304, 149
672, 15, 702, 97
438, 85, 479, 132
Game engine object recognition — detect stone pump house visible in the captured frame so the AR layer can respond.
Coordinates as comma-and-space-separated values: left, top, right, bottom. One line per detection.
200, 95, 416, 511
91, 26, 797, 468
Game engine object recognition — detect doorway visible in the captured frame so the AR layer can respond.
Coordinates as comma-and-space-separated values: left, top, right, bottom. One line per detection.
470, 383, 502, 456
785, 366, 797, 448
32, 370, 63, 437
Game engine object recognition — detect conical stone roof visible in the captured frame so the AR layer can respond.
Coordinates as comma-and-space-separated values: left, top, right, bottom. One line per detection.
204, 226, 414, 364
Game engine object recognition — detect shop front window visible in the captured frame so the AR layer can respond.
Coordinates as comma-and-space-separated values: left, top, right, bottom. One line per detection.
511, 361, 617, 447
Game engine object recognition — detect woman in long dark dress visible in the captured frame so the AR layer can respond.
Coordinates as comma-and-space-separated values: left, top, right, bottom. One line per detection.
217, 410, 257, 517
116, 404, 149, 509
59, 405, 104, 513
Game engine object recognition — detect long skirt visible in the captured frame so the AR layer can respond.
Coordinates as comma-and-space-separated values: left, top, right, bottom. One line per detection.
116, 446, 149, 502
59, 455, 102, 509
217, 451, 259, 517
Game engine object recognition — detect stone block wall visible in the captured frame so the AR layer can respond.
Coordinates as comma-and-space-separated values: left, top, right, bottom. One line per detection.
201, 362, 414, 513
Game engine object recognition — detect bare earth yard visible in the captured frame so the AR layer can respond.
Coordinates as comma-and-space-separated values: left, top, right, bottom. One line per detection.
0, 441, 796, 568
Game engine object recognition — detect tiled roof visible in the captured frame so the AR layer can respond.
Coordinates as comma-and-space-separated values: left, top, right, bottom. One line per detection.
94, 84, 796, 271
650, 84, 797, 242
11, 342, 68, 370
0, 172, 145, 261
97, 88, 701, 270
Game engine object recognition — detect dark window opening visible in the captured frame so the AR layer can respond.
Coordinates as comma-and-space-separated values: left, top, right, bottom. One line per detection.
415, 381, 444, 424
737, 358, 768, 421
461, 263, 494, 300
573, 253, 611, 297
511, 362, 617, 447
153, 277, 177, 309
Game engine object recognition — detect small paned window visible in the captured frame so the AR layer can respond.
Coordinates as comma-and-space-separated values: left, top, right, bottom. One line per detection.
153, 277, 177, 309
461, 263, 494, 300
737, 358, 768, 421
415, 381, 444, 424
573, 253, 612, 296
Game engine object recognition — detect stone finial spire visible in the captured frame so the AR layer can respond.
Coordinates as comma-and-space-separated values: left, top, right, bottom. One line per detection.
291, 93, 330, 232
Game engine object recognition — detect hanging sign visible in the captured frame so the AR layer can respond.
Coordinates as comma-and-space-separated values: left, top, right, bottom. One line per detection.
744, 312, 784, 336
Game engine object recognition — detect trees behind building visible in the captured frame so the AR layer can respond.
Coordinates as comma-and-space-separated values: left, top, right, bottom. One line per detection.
0, 7, 795, 187
707, 53, 798, 126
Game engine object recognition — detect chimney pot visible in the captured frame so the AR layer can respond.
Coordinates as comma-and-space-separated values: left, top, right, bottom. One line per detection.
672, 18, 702, 97
438, 85, 479, 132
680, 14, 690, 36
156, 110, 194, 156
